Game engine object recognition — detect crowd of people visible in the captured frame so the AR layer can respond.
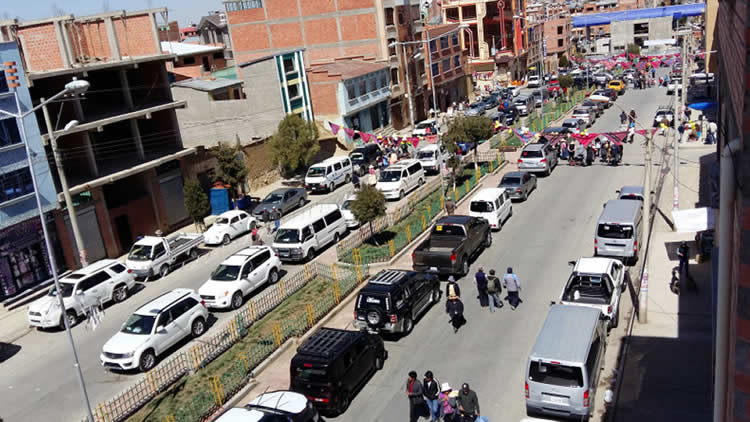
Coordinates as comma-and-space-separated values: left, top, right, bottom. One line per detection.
445, 267, 523, 333
406, 371, 484, 422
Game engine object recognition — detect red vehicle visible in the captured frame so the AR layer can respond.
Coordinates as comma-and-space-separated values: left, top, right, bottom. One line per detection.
547, 80, 561, 96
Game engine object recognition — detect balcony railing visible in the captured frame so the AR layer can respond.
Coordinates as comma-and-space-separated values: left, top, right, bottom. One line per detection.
345, 86, 391, 113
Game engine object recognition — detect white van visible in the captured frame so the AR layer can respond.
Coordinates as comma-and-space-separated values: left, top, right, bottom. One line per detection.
272, 204, 348, 262
416, 144, 449, 174
375, 159, 426, 200
304, 156, 353, 193
468, 188, 512, 231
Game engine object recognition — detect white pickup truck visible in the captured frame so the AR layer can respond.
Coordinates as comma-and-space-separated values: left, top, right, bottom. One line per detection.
559, 257, 625, 329
126, 233, 203, 280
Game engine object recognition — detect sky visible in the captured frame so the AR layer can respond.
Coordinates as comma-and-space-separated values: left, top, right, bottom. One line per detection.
2, 0, 221, 28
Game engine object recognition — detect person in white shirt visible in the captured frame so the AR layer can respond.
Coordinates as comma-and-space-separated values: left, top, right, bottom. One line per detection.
503, 267, 522, 310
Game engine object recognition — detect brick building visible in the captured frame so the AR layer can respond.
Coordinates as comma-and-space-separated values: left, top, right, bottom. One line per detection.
161, 41, 228, 81
710, 1, 750, 421
543, 17, 572, 64
6, 8, 196, 269
424, 24, 469, 112
157, 20, 180, 42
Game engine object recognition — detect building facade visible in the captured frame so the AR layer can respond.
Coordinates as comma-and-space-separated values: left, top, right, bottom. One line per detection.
424, 24, 469, 112
0, 41, 61, 300
543, 17, 572, 61
161, 41, 228, 81
196, 11, 234, 60
8, 8, 195, 269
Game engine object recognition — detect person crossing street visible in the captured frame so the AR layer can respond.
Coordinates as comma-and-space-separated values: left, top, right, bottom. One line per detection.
504, 267, 522, 309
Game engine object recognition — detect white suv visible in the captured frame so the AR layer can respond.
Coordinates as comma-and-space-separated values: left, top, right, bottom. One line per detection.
100, 289, 209, 372
28, 259, 136, 330
198, 246, 281, 310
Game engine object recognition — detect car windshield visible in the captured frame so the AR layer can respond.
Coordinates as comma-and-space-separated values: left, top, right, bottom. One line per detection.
417, 150, 435, 159
573, 109, 587, 115
379, 170, 402, 182
502, 176, 521, 185
470, 103, 483, 109
48, 282, 75, 297
121, 314, 156, 335
275, 228, 300, 244
307, 167, 326, 177
598, 224, 634, 239
211, 264, 241, 281
416, 122, 433, 129
619, 194, 643, 201
528, 362, 584, 388
263, 193, 284, 204
128, 245, 152, 261
544, 127, 563, 133
350, 152, 364, 162
431, 224, 465, 237
563, 121, 578, 128
470, 201, 493, 213
342, 200, 353, 210
215, 217, 230, 225
293, 364, 329, 383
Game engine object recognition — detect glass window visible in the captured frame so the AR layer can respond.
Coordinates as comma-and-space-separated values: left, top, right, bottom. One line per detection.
379, 72, 387, 88
0, 68, 7, 93
182, 56, 196, 65
431, 63, 439, 76
0, 167, 33, 204
429, 40, 437, 53
333, 162, 342, 171
440, 36, 449, 49
528, 362, 584, 387
585, 337, 601, 378
213, 52, 224, 60
368, 78, 376, 93
558, 39, 563, 48
346, 83, 356, 100
597, 224, 633, 239
312, 219, 326, 233
250, 250, 271, 267
153, 243, 166, 258
454, 55, 461, 68
324, 209, 342, 225
287, 83, 300, 99
557, 26, 563, 35
0, 118, 21, 147
359, 79, 367, 95
283, 56, 295, 73
110, 263, 127, 273
452, 33, 459, 46
442, 59, 450, 71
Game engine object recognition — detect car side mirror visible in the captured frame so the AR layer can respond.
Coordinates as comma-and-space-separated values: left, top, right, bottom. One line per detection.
76, 289, 84, 295
156, 326, 167, 334
603, 203, 607, 208
615, 189, 621, 194
567, 261, 576, 266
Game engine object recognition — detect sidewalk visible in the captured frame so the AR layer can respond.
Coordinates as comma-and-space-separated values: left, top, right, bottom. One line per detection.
612, 142, 714, 421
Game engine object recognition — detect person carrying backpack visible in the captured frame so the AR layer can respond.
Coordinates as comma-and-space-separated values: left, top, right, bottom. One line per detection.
486, 269, 503, 312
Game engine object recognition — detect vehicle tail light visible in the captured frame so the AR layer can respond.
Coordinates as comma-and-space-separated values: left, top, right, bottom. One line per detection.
607, 305, 612, 314
307, 396, 330, 403
517, 159, 523, 164
594, 238, 598, 254
450, 254, 457, 263
304, 363, 313, 368
525, 382, 529, 398
390, 314, 398, 324
540, 159, 547, 163
583, 389, 590, 407
516, 188, 522, 193
411, 252, 415, 260
127, 269, 132, 274
634, 240, 638, 253
200, 300, 206, 308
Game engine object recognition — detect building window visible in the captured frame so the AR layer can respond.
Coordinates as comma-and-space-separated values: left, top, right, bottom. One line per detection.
368, 77, 376, 93
398, 13, 404, 24
0, 70, 6, 94
359, 79, 367, 95
557, 26, 563, 35
453, 55, 461, 68
224, 0, 263, 12
213, 52, 224, 60
346, 83, 356, 100
452, 33, 458, 46
379, 72, 387, 89
558, 39, 563, 48
0, 118, 21, 148
183, 56, 196, 65
429, 39, 437, 53
385, 7, 394, 25
288, 83, 300, 99
283, 56, 296, 73
0, 167, 33, 204
442, 58, 450, 71
440, 36, 449, 49
431, 63, 439, 76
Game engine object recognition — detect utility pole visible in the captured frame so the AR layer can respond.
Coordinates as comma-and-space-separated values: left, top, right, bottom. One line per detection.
674, 35, 688, 212
42, 99, 89, 267
401, 44, 416, 126
638, 128, 653, 323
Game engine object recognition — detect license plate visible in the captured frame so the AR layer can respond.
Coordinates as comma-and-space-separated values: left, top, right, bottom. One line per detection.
545, 395, 568, 405
280, 251, 289, 257
429, 267, 438, 272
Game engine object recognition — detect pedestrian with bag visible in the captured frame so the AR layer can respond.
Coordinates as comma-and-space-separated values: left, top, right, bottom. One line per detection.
486, 269, 503, 312
446, 275, 461, 299
439, 383, 457, 422
423, 371, 440, 422
504, 267, 522, 309
406, 371, 427, 422
446, 296, 465, 333
475, 267, 488, 306
456, 383, 480, 422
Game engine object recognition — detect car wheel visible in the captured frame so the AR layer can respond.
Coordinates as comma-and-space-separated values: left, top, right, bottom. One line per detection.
113, 285, 129, 303
231, 292, 243, 310
461, 257, 469, 276
298, 199, 305, 209
485, 230, 492, 247
191, 317, 206, 338
403, 315, 414, 334
329, 183, 335, 193
159, 265, 169, 279
306, 248, 315, 262
338, 391, 351, 414
522, 192, 528, 201
267, 268, 279, 284
334, 233, 340, 244
222, 234, 231, 246
418, 178, 425, 186
375, 355, 384, 370
189, 248, 198, 260
430, 288, 440, 304
60, 310, 77, 330
345, 174, 351, 184
399, 190, 404, 200
611, 307, 620, 328
139, 349, 156, 372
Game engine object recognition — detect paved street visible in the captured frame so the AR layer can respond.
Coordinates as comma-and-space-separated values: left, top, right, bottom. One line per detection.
0, 169, 438, 422
327, 83, 671, 422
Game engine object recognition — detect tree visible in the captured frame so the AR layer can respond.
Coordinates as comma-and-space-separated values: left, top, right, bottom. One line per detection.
559, 75, 574, 99
183, 179, 210, 232
442, 116, 493, 171
574, 52, 585, 62
626, 43, 641, 56
349, 185, 387, 245
558, 55, 570, 69
269, 114, 320, 177
213, 140, 248, 200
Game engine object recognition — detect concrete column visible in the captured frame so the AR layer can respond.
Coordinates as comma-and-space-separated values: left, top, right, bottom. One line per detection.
118, 68, 134, 110
53, 21, 72, 69
60, 22, 76, 66
145, 168, 166, 232
105, 17, 122, 61
53, 210, 77, 270
71, 97, 99, 176
90, 186, 119, 257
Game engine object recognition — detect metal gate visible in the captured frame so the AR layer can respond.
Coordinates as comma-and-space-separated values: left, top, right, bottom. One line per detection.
63, 205, 106, 267
159, 171, 189, 227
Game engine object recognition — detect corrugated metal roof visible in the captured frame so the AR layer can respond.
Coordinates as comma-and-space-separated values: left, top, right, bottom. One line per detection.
172, 78, 242, 92
572, 3, 705, 27
160, 41, 223, 57
212, 66, 238, 80
309, 60, 388, 80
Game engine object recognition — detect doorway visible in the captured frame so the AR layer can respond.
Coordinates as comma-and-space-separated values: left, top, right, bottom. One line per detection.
202, 56, 210, 72
114, 215, 133, 254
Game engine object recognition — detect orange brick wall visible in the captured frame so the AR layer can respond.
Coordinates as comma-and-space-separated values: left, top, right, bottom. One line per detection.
304, 18, 339, 45
340, 13, 377, 41
114, 15, 160, 57
16, 24, 64, 72
301, 0, 337, 16
308, 82, 338, 115
270, 22, 304, 48
265, 0, 299, 20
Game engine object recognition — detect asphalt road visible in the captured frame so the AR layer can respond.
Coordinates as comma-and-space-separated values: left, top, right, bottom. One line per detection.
328, 82, 673, 422
0, 171, 439, 422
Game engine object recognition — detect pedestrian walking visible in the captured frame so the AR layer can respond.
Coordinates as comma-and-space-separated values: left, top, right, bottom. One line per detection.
629, 109, 637, 125
439, 383, 457, 422
271, 207, 281, 232
620, 110, 627, 125
475, 267, 488, 306
678, 122, 685, 142
406, 371, 427, 422
678, 241, 690, 277
585, 145, 594, 167
423, 371, 441, 422
446, 275, 461, 299
503, 267, 522, 309
567, 140, 576, 164
487, 269, 503, 312
445, 197, 456, 215
352, 171, 360, 189
456, 383, 480, 422
446, 296, 465, 333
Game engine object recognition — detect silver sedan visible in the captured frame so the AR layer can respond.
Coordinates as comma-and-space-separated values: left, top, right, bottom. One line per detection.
251, 187, 307, 219
499, 171, 537, 201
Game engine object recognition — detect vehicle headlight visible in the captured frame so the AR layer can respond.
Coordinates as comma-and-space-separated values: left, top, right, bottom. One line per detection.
122, 351, 135, 358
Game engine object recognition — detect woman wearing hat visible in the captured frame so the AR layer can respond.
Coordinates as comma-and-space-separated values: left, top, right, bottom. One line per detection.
438, 383, 457, 422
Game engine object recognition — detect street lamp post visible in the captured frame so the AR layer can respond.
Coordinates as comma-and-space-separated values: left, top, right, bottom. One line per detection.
0, 78, 95, 422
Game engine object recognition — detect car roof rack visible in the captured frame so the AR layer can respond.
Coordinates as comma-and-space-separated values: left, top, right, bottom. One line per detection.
298, 328, 358, 358
369, 270, 409, 285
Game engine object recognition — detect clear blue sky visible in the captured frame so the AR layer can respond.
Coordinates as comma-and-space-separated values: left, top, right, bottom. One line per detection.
3, 0, 222, 28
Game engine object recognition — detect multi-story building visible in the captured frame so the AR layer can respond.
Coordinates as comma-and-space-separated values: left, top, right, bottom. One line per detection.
157, 20, 180, 42
526, 21, 545, 75
161, 41, 228, 81
195, 11, 234, 61
0, 40, 62, 300
543, 16, 572, 68
7, 8, 196, 269
442, 0, 528, 80
424, 23, 469, 112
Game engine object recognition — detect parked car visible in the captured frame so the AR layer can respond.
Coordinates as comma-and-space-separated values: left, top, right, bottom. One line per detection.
375, 159, 425, 200
499, 171, 537, 201
412, 118, 440, 137
349, 144, 383, 175
100, 288, 209, 371
290, 328, 387, 416
571, 108, 595, 127
412, 215, 492, 276
559, 257, 626, 328
353, 269, 440, 335
340, 193, 359, 228
542, 126, 570, 135
561, 118, 585, 134
578, 100, 602, 119
581, 99, 605, 117
126, 233, 203, 280
653, 106, 674, 127
518, 142, 558, 176
198, 246, 281, 310
527, 74, 542, 88
252, 188, 308, 220
532, 89, 549, 108
273, 204, 347, 262
416, 144, 449, 174
507, 85, 521, 97
666, 81, 683, 95
204, 210, 257, 246
592, 88, 616, 103
468, 187, 513, 230
215, 391, 320, 422
28, 260, 136, 330
484, 93, 501, 109
607, 79, 626, 94
513, 95, 533, 116
465, 101, 485, 116
616, 185, 646, 202
305, 156, 353, 193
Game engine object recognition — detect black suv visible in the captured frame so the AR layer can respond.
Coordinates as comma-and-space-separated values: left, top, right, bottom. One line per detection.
349, 144, 383, 175
290, 328, 387, 416
353, 270, 440, 335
